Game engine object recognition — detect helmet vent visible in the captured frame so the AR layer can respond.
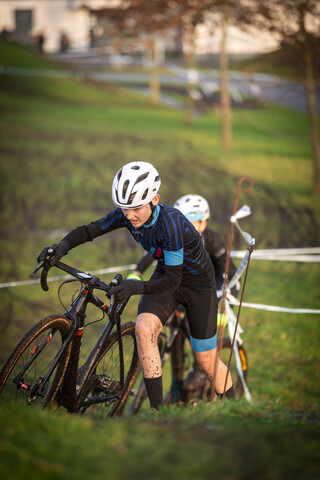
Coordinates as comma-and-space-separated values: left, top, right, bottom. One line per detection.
123, 180, 129, 196
141, 189, 148, 200
132, 165, 140, 170
136, 173, 148, 184
128, 193, 135, 204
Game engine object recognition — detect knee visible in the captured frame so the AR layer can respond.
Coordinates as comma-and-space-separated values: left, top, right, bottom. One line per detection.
194, 348, 217, 365
135, 321, 149, 342
135, 314, 162, 344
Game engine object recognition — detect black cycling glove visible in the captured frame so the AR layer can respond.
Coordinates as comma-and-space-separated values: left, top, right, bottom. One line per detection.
109, 279, 144, 303
37, 240, 69, 267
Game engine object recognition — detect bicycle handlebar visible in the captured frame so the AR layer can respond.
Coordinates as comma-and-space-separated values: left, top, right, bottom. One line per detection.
30, 259, 122, 294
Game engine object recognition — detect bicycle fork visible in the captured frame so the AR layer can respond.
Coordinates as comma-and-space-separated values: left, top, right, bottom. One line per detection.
58, 289, 100, 411
61, 290, 124, 411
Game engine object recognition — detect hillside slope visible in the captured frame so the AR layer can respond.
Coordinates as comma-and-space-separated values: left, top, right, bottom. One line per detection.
0, 40, 319, 282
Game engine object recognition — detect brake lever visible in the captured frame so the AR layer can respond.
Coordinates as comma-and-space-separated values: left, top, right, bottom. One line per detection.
41, 265, 50, 291
30, 261, 44, 278
112, 273, 123, 286
107, 274, 123, 318
30, 247, 55, 279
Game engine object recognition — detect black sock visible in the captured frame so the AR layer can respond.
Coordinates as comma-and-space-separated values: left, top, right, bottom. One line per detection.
225, 385, 236, 399
144, 376, 163, 410
217, 385, 236, 400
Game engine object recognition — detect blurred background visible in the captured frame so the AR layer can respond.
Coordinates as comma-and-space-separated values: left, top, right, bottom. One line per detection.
0, 1, 320, 478
0, 0, 319, 365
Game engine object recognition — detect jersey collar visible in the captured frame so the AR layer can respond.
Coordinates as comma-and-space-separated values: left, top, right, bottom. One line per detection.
142, 204, 160, 228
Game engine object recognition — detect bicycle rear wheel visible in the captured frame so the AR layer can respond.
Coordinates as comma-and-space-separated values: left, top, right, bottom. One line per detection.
220, 336, 248, 399
78, 322, 139, 418
188, 337, 249, 403
0, 315, 72, 408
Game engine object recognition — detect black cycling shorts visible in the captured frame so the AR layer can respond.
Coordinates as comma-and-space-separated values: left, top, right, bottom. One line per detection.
137, 272, 218, 352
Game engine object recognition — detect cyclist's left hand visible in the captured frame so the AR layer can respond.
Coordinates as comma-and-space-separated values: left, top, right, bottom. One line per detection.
109, 279, 144, 303
126, 271, 142, 281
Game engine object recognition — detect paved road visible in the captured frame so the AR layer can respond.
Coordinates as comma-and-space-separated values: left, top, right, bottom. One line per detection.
49, 53, 319, 113
3, 53, 320, 114
89, 66, 320, 114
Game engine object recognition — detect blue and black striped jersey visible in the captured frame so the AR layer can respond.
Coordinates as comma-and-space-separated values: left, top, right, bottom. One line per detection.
63, 203, 214, 294
136, 226, 237, 292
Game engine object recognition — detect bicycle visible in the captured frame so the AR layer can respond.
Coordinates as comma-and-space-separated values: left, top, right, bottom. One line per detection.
128, 204, 254, 413
0, 254, 140, 418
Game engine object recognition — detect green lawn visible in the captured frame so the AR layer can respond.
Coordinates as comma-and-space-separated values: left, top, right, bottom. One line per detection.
0, 39, 319, 479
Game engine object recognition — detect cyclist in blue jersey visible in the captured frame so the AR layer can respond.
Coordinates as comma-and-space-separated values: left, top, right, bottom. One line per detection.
38, 161, 235, 411
129, 194, 240, 296
128, 194, 239, 401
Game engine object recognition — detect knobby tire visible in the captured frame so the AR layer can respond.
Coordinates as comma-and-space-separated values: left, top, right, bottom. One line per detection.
77, 321, 139, 419
0, 315, 72, 408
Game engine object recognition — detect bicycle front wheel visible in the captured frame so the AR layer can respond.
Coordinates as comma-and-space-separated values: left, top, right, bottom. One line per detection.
0, 315, 72, 408
78, 322, 139, 418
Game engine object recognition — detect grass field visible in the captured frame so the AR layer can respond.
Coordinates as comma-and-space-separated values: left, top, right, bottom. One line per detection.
0, 40, 319, 479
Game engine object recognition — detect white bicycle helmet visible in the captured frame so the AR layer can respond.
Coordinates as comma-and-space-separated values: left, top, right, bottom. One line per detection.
112, 161, 161, 209
174, 194, 210, 222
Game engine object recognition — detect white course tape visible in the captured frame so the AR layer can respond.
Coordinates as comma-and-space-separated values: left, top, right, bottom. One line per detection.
229, 297, 320, 314
231, 247, 320, 262
2, 247, 319, 289
1, 249, 319, 315
0, 264, 137, 289
251, 247, 320, 255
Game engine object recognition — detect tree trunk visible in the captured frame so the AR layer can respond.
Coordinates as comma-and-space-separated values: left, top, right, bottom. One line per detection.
149, 37, 160, 105
304, 50, 320, 197
185, 24, 197, 127
220, 15, 232, 152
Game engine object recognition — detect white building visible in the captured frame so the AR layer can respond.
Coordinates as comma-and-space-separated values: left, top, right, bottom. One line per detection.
0, 1, 122, 52
0, 0, 278, 55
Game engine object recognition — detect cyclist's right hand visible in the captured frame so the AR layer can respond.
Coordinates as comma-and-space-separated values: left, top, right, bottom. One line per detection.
126, 271, 142, 281
37, 240, 69, 267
